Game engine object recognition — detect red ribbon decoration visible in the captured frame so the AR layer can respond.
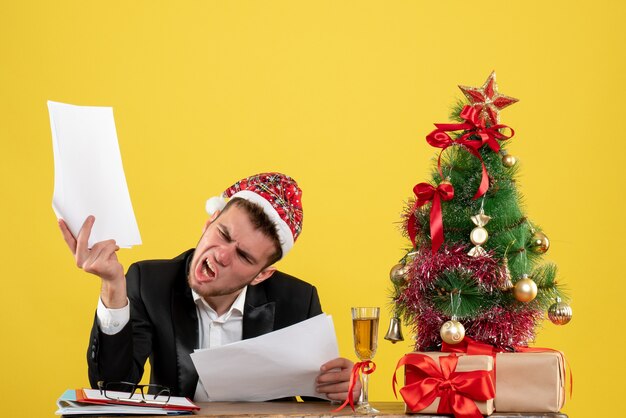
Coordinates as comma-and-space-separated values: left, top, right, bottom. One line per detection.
408, 181, 454, 253
332, 361, 375, 412
426, 105, 515, 200
442, 336, 498, 356
393, 353, 495, 418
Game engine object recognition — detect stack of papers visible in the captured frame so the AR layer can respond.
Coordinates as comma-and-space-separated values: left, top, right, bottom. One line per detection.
55, 389, 199, 416
48, 100, 141, 248
191, 314, 339, 401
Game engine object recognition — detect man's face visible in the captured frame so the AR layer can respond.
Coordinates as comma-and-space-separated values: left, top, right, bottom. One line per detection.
188, 204, 277, 299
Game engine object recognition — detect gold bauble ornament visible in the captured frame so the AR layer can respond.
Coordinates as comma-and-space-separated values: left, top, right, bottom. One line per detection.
548, 298, 573, 325
530, 231, 550, 254
513, 275, 538, 303
501, 151, 517, 167
440, 320, 465, 345
390, 263, 409, 285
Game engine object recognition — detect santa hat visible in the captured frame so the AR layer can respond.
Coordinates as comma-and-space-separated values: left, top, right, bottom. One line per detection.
205, 172, 303, 258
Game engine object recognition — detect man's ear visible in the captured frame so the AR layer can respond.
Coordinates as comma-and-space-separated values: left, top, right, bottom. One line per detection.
250, 266, 276, 286
202, 210, 221, 233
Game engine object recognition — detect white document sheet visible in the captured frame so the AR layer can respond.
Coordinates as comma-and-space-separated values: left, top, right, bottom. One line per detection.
48, 101, 141, 248
190, 314, 339, 401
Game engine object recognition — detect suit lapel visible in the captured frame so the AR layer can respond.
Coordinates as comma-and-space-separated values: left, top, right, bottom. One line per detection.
171, 253, 199, 398
243, 284, 276, 339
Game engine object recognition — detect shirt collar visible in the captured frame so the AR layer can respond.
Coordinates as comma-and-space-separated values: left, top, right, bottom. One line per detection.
192, 286, 248, 320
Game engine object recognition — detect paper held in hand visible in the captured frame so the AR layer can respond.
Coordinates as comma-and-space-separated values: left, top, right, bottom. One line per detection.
48, 100, 141, 248
191, 313, 339, 401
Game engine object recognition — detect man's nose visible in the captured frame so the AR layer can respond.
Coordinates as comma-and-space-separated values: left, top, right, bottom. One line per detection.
214, 244, 235, 266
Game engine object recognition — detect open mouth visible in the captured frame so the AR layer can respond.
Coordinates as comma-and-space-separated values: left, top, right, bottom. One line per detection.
198, 258, 217, 282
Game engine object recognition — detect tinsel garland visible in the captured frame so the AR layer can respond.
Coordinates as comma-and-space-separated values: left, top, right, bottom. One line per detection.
407, 304, 543, 351
397, 244, 543, 351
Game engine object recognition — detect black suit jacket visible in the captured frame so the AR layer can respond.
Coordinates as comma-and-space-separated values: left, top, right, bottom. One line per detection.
87, 249, 322, 398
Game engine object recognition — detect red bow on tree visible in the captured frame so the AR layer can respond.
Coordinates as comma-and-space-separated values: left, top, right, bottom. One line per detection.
425, 105, 515, 200
393, 353, 495, 418
408, 181, 454, 254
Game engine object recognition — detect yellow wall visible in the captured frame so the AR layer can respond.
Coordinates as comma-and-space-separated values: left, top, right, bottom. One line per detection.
1, 1, 623, 416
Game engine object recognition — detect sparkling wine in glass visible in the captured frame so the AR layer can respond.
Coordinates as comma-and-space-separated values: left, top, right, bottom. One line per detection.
351, 307, 380, 414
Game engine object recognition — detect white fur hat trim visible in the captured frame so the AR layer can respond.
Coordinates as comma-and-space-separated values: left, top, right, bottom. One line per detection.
230, 190, 294, 258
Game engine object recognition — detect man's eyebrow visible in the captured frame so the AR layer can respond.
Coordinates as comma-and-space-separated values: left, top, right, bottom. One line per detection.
218, 224, 232, 241
218, 223, 258, 264
236, 247, 257, 264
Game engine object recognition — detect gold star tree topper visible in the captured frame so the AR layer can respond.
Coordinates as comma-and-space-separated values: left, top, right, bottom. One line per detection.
458, 71, 518, 126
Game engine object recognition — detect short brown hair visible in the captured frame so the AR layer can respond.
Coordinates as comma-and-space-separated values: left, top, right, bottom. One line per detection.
220, 197, 283, 266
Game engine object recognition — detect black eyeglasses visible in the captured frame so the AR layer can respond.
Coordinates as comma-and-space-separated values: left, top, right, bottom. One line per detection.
97, 381, 171, 405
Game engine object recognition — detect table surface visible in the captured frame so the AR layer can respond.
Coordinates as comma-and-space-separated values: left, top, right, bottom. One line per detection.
95, 401, 567, 417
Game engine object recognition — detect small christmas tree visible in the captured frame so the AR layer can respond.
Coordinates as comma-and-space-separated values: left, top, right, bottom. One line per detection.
387, 72, 573, 351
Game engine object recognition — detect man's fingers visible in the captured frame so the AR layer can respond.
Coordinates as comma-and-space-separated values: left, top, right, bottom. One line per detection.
58, 219, 77, 254
317, 369, 351, 385
320, 357, 352, 372
82, 240, 117, 272
316, 385, 361, 401
75, 216, 95, 266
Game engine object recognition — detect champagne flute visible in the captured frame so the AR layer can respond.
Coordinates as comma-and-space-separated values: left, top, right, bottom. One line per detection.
351, 307, 380, 414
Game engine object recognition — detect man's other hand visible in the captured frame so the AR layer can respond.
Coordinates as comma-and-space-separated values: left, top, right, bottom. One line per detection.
316, 357, 361, 402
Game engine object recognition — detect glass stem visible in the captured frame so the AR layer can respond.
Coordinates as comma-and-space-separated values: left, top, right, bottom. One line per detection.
360, 370, 370, 406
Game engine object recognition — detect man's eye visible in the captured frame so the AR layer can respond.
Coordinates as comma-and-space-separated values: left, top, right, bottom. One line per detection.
238, 252, 253, 264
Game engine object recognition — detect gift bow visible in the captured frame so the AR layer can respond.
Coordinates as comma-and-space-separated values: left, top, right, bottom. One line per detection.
426, 105, 515, 200
393, 353, 495, 418
408, 181, 454, 253
332, 361, 376, 412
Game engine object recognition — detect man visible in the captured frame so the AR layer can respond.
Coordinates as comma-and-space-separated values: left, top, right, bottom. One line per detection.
59, 172, 358, 402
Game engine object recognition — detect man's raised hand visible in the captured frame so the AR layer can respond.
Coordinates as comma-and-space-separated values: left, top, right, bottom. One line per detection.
58, 216, 127, 308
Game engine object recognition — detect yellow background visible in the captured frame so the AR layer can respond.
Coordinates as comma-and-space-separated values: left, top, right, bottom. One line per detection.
1, 1, 623, 416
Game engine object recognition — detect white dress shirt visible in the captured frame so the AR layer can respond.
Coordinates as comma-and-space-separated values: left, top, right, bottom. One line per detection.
96, 286, 248, 401
191, 287, 247, 401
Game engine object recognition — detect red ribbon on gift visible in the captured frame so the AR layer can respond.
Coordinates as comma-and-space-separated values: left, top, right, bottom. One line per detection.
408, 181, 454, 254
332, 361, 375, 412
442, 336, 500, 356
393, 353, 495, 418
426, 105, 515, 200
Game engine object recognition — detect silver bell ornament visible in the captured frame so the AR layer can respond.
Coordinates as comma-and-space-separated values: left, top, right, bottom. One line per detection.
384, 317, 405, 343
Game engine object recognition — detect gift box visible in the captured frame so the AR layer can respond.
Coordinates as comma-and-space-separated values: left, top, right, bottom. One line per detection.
494, 352, 565, 413
397, 352, 495, 417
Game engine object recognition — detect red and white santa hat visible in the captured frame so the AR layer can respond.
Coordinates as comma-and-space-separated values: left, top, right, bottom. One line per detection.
205, 172, 303, 258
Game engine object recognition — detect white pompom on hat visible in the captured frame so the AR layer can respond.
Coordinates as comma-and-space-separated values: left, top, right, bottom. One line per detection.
205, 196, 227, 215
